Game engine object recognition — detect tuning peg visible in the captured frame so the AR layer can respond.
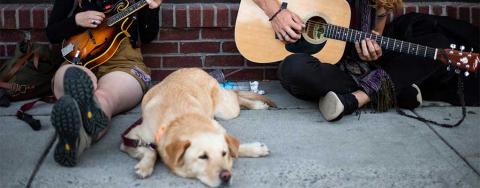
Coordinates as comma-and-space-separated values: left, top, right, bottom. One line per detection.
446, 66, 451, 71
450, 44, 457, 49
455, 69, 461, 74
464, 72, 470, 77
459, 45, 465, 55
465, 65, 470, 69
469, 48, 473, 57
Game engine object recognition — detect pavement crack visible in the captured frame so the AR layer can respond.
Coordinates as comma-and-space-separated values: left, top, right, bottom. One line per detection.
26, 133, 57, 188
413, 111, 480, 177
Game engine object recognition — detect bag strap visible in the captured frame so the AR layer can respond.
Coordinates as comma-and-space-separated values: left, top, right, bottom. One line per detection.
397, 76, 466, 128
16, 95, 57, 131
1, 49, 38, 82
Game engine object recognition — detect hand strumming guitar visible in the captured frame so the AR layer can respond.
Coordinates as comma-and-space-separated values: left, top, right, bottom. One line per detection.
75, 11, 105, 28
254, 0, 305, 43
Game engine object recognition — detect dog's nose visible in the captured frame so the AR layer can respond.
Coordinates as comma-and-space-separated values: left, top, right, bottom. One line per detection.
219, 170, 231, 183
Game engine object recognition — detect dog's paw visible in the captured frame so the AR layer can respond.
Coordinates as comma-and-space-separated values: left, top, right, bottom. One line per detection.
135, 163, 154, 179
239, 142, 270, 157
250, 101, 269, 110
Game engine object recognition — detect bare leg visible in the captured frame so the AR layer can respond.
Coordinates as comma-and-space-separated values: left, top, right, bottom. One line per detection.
352, 90, 370, 108
53, 65, 142, 118
95, 71, 143, 117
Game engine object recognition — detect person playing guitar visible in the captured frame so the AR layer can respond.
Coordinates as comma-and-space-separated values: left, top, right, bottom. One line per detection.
252, 0, 479, 122
46, 0, 162, 167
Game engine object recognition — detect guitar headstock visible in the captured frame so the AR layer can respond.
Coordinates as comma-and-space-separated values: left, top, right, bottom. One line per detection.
442, 44, 479, 76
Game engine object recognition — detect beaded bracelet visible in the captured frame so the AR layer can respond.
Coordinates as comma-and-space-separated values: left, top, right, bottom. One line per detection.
269, 2, 288, 21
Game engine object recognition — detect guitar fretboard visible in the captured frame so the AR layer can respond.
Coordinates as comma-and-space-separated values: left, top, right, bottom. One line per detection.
106, 0, 148, 26
324, 24, 438, 60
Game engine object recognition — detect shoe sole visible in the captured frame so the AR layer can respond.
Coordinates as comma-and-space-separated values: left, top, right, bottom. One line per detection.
63, 67, 108, 137
318, 91, 344, 121
51, 96, 81, 167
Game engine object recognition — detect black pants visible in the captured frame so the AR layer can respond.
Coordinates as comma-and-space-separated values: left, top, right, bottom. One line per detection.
278, 33, 480, 106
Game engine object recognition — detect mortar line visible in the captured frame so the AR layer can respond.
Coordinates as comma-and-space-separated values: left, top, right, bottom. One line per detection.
413, 110, 480, 177
26, 133, 56, 188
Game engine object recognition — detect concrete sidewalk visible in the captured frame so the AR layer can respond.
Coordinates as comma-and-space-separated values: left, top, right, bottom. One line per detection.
1, 82, 479, 188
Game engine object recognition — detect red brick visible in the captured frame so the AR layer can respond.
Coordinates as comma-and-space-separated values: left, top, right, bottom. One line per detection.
158, 28, 199, 41
161, 4, 174, 27
203, 4, 215, 27
180, 42, 219, 53
265, 68, 279, 80
143, 57, 161, 68
19, 6, 32, 29
432, 6, 443, 16
230, 4, 239, 26
189, 4, 202, 27
31, 30, 48, 42
202, 28, 234, 39
3, 6, 16, 29
221, 41, 238, 53
141, 42, 178, 54
216, 4, 229, 27
405, 6, 417, 14
223, 69, 263, 80
0, 30, 24, 42
151, 70, 174, 81
418, 6, 429, 14
163, 56, 202, 68
472, 7, 480, 27
175, 4, 187, 28
205, 55, 244, 67
32, 6, 46, 29
6, 44, 16, 57
446, 6, 458, 19
0, 45, 5, 57
458, 7, 470, 23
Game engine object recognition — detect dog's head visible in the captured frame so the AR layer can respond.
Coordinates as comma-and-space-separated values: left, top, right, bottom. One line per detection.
162, 117, 240, 187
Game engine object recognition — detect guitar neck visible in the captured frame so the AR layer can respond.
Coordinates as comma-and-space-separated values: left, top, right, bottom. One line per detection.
106, 0, 148, 26
324, 24, 439, 60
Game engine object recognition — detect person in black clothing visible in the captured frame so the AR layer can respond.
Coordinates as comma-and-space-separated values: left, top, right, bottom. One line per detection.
254, 0, 479, 122
47, 0, 162, 167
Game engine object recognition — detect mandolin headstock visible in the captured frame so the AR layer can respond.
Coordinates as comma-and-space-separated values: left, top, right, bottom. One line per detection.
440, 44, 479, 76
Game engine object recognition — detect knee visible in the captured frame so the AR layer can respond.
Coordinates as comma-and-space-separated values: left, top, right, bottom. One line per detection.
278, 53, 313, 82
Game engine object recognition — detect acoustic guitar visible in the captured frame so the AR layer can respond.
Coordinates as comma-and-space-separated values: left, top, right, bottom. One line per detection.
235, 0, 479, 75
61, 0, 148, 69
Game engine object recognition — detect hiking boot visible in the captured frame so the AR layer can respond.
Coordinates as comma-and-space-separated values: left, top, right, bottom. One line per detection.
398, 84, 423, 110
318, 91, 358, 121
51, 95, 92, 167
63, 67, 109, 139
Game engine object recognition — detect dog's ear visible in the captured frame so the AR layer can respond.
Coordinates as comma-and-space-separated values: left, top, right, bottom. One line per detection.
165, 140, 191, 167
224, 134, 239, 158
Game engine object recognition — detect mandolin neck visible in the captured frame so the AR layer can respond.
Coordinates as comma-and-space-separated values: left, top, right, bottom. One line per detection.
323, 24, 439, 60
106, 0, 148, 26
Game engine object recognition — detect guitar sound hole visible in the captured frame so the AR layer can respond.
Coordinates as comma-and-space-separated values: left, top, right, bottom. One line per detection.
303, 16, 327, 45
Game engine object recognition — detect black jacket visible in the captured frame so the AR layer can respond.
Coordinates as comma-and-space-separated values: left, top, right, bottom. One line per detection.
46, 0, 159, 47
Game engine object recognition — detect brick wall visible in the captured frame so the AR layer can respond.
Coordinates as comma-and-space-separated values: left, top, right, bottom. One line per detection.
0, 2, 478, 81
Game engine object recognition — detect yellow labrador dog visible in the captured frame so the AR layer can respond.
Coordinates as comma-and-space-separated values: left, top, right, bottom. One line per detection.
121, 68, 276, 187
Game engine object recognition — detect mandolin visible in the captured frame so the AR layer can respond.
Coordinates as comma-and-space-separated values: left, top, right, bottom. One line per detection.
234, 0, 479, 75
61, 0, 148, 69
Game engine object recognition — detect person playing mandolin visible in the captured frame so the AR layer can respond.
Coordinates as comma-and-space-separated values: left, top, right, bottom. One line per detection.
46, 0, 163, 167
253, 0, 479, 121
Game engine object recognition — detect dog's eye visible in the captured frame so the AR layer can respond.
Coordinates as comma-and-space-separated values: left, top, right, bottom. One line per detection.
199, 154, 209, 160
222, 151, 227, 157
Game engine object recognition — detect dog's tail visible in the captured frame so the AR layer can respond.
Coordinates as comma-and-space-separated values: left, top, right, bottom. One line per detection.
235, 91, 277, 108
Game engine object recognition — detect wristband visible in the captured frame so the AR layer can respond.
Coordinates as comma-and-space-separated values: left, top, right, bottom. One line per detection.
269, 2, 288, 21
